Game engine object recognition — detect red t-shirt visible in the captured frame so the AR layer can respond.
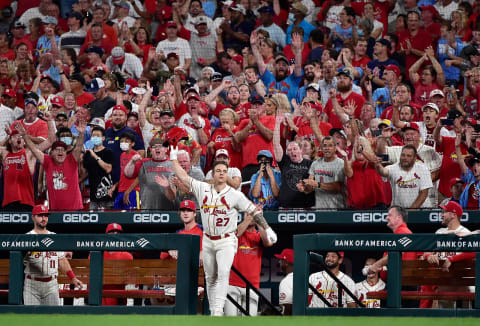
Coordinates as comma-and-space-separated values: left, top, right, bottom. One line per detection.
394, 223, 418, 260
283, 43, 311, 66
79, 39, 114, 68
294, 116, 332, 146
2, 149, 34, 207
118, 150, 141, 192
160, 224, 203, 259
234, 115, 275, 168
124, 43, 153, 65
102, 251, 133, 306
380, 102, 422, 121
437, 136, 467, 197
75, 92, 95, 107
174, 101, 209, 121
11, 118, 48, 140
211, 102, 251, 120
210, 127, 242, 169
347, 160, 386, 209
324, 91, 366, 128
467, 185, 479, 210
398, 29, 433, 74
229, 229, 262, 288
352, 56, 371, 70
84, 24, 119, 47
43, 153, 83, 211
413, 81, 441, 107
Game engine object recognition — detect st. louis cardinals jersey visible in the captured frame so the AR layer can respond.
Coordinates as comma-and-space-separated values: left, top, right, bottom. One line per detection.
189, 178, 256, 236
435, 225, 470, 259
355, 279, 385, 308
308, 271, 357, 307
24, 230, 65, 277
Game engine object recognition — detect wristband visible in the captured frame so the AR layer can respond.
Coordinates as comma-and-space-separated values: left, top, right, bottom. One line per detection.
67, 270, 76, 280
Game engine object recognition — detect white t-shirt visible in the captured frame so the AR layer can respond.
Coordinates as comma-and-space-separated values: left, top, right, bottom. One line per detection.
156, 37, 192, 67
112, 16, 136, 28
386, 162, 433, 208
189, 178, 256, 235
177, 112, 206, 144
205, 167, 242, 191
308, 271, 357, 307
106, 53, 144, 79
435, 225, 470, 259
279, 272, 293, 306
24, 230, 65, 277
355, 279, 385, 308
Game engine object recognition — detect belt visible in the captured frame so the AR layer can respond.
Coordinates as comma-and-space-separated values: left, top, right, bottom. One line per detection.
27, 275, 56, 282
205, 233, 231, 240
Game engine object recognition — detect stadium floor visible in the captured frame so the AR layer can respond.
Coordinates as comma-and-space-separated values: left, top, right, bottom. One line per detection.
0, 315, 478, 326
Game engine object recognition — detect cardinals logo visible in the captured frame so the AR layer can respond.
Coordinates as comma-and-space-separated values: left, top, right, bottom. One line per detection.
220, 196, 230, 209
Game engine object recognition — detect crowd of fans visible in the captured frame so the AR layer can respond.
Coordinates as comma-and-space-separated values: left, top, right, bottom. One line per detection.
3, 0, 480, 211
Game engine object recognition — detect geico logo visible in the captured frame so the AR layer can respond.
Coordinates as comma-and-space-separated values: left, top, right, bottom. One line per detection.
429, 212, 469, 222
0, 214, 30, 223
277, 213, 316, 223
352, 212, 388, 223
63, 214, 99, 223
133, 213, 170, 223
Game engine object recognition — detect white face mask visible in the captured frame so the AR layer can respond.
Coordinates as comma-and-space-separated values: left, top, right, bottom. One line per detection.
120, 142, 130, 151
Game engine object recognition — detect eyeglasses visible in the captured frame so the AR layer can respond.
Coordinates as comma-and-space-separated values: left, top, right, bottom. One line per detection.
53, 147, 66, 152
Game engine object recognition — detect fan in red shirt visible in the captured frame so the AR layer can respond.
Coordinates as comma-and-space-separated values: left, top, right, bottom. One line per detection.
293, 99, 332, 146
324, 68, 366, 129
283, 27, 311, 65
208, 108, 242, 169
224, 212, 273, 316
380, 83, 422, 121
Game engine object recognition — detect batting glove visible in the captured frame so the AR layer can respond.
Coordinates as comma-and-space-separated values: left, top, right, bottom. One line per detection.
265, 227, 277, 244
170, 146, 179, 161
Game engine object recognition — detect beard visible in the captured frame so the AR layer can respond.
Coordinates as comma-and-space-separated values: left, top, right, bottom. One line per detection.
400, 160, 414, 169
305, 71, 315, 82
337, 83, 351, 93
112, 120, 125, 129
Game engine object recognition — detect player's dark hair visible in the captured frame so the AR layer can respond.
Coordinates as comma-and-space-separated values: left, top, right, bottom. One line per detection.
212, 160, 229, 171
309, 29, 324, 44
399, 104, 414, 115
390, 205, 408, 223
402, 144, 417, 156
56, 127, 72, 139
120, 131, 136, 143
92, 126, 105, 136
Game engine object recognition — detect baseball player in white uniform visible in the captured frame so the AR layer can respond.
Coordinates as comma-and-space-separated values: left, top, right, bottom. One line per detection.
308, 252, 357, 308
23, 205, 83, 305
170, 146, 277, 316
275, 248, 294, 315
355, 258, 385, 308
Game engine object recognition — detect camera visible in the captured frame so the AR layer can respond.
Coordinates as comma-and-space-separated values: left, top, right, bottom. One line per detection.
441, 119, 454, 126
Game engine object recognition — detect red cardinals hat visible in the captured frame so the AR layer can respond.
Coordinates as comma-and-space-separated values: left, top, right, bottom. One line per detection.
401, 122, 420, 133
106, 223, 123, 233
383, 64, 401, 77
9, 129, 19, 138
186, 93, 200, 101
274, 249, 294, 264
2, 88, 16, 97
32, 204, 49, 215
111, 46, 125, 65
449, 177, 465, 188
215, 149, 229, 158
166, 21, 177, 28
112, 104, 128, 114
337, 251, 344, 259
439, 201, 463, 217
51, 140, 68, 150
51, 96, 65, 107
231, 54, 243, 66
180, 200, 196, 211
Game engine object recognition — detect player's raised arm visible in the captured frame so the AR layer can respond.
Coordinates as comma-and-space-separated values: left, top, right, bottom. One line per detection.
170, 146, 193, 188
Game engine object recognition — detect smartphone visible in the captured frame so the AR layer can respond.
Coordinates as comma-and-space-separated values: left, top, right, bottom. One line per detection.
376, 154, 390, 162
473, 124, 480, 132
289, 58, 295, 65
371, 129, 382, 137
441, 119, 454, 126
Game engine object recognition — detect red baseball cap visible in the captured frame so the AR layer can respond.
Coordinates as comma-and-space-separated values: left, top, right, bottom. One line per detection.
274, 249, 294, 264
337, 251, 344, 259
383, 64, 401, 77
112, 104, 128, 114
401, 122, 420, 133
106, 223, 123, 233
2, 88, 16, 98
449, 177, 465, 188
51, 140, 68, 150
166, 21, 177, 28
32, 204, 49, 215
439, 201, 463, 217
186, 93, 200, 101
9, 129, 19, 138
51, 96, 65, 107
180, 200, 196, 211
231, 54, 243, 66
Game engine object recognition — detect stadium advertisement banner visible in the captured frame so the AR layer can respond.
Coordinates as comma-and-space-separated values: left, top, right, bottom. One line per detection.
304, 233, 480, 252
0, 210, 476, 225
0, 234, 199, 251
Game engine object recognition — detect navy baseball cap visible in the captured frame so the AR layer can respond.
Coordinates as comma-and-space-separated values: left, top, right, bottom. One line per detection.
258, 6, 274, 14
250, 94, 265, 104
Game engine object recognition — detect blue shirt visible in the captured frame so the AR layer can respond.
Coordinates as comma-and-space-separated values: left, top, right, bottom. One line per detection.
104, 126, 145, 183
373, 87, 392, 117
202, 1, 215, 18
286, 20, 315, 44
437, 38, 465, 82
36, 35, 60, 57
460, 169, 480, 209
249, 169, 282, 209
261, 69, 302, 102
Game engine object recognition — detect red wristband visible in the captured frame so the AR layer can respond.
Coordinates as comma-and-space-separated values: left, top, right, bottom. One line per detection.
67, 270, 76, 280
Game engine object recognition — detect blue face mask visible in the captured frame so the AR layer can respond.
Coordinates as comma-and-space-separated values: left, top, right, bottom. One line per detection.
91, 136, 103, 146
60, 137, 72, 146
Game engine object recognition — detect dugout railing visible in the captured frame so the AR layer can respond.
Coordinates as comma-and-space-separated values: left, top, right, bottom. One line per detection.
0, 233, 200, 314
293, 233, 480, 317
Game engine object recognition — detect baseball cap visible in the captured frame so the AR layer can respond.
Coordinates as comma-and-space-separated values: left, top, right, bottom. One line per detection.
67, 11, 84, 20
55, 112, 68, 120
193, 16, 208, 25
186, 93, 200, 101
167, 52, 179, 60
88, 78, 106, 93
422, 102, 439, 113
51, 96, 65, 107
113, 104, 128, 114
113, 0, 130, 9
166, 21, 177, 28
68, 73, 86, 86
429, 89, 445, 98
329, 128, 347, 139
376, 38, 392, 51
86, 46, 104, 57
40, 73, 54, 83
106, 223, 123, 233
439, 201, 463, 217
211, 72, 223, 81
420, 5, 439, 18
25, 97, 37, 106
291, 2, 308, 15
257, 149, 273, 160
2, 88, 16, 97
51, 140, 68, 150
111, 46, 125, 65
446, 109, 462, 120
383, 64, 401, 77
250, 94, 265, 104
337, 67, 354, 80
89, 117, 106, 129
42, 16, 58, 25
32, 204, 49, 216
258, 6, 274, 14
215, 149, 229, 158
274, 249, 294, 264
378, 119, 393, 129
132, 87, 147, 95
401, 122, 420, 132
306, 83, 320, 92
229, 4, 246, 15
13, 21, 26, 29
180, 200, 196, 211
336, 251, 345, 259
275, 54, 289, 64
231, 54, 243, 66
449, 177, 465, 188
159, 109, 174, 117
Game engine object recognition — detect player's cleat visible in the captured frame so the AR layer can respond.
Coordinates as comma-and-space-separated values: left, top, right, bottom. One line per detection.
266, 227, 277, 244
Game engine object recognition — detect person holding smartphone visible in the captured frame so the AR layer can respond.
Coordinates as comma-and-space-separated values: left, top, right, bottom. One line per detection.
249, 150, 281, 209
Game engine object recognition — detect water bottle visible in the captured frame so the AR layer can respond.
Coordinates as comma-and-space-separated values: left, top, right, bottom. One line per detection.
152, 275, 164, 294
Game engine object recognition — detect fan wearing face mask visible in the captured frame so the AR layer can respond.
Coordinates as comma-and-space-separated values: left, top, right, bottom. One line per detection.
112, 131, 140, 210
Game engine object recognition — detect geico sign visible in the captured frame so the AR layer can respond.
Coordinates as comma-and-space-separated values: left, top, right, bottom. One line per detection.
429, 212, 469, 222
0, 213, 30, 223
277, 213, 316, 223
133, 213, 170, 223
352, 212, 388, 223
63, 213, 99, 223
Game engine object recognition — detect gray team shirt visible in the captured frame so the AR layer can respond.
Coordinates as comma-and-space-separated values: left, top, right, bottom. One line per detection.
175, 167, 205, 208
138, 159, 175, 210
189, 32, 217, 80
308, 157, 345, 209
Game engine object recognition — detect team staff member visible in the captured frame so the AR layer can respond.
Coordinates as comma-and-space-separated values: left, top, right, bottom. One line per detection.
275, 248, 294, 315
23, 205, 83, 305
170, 146, 278, 316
